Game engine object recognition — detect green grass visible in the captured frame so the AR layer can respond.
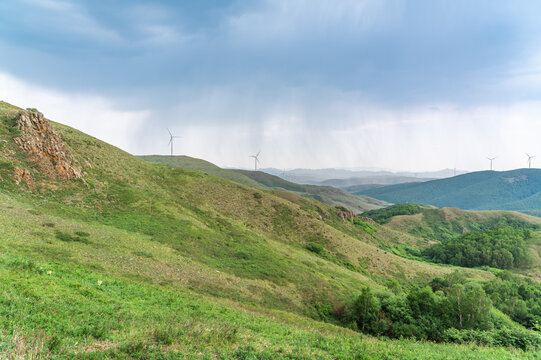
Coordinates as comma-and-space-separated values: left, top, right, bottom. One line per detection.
0, 253, 534, 359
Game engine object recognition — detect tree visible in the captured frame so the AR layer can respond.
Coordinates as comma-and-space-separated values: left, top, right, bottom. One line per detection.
353, 287, 380, 332
447, 284, 492, 329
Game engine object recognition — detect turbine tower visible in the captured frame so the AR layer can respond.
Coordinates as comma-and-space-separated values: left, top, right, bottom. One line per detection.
487, 157, 496, 171
167, 128, 182, 157
526, 153, 535, 169
249, 151, 260, 171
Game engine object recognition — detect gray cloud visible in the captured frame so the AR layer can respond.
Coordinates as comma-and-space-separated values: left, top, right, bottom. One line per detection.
1, 0, 541, 171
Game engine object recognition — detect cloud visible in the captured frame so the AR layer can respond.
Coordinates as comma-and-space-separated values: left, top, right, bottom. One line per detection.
1, 1, 541, 172
0, 72, 148, 153
225, 0, 393, 43
3, 70, 541, 172
19, 0, 123, 43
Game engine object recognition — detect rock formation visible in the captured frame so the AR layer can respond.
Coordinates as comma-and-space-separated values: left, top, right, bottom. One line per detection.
334, 206, 355, 222
13, 110, 82, 180
12, 167, 33, 187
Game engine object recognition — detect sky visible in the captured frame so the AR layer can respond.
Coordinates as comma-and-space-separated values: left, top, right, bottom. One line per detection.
1, 0, 541, 172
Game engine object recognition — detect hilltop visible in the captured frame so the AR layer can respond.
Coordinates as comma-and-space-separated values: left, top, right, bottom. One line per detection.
139, 155, 387, 213
0, 101, 540, 358
356, 169, 541, 211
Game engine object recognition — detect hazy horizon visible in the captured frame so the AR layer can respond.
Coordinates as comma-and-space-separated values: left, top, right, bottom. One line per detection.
2, 1, 541, 172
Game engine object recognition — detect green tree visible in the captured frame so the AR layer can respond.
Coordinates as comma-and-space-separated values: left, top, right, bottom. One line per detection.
447, 284, 492, 329
353, 287, 380, 332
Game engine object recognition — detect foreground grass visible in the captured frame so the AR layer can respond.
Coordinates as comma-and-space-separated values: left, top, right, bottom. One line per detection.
0, 253, 534, 359
0, 195, 535, 359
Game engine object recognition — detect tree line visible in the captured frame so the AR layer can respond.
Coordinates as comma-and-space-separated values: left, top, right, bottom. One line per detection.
337, 271, 541, 350
422, 226, 531, 269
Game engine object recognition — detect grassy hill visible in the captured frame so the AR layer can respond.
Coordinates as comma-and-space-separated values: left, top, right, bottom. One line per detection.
362, 204, 541, 279
0, 101, 540, 358
356, 169, 541, 211
139, 155, 387, 213
138, 155, 263, 188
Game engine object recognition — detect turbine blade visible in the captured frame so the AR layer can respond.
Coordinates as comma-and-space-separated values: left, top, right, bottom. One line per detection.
167, 128, 173, 136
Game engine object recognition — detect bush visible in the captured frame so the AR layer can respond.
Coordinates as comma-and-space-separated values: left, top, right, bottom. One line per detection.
362, 204, 422, 224
352, 218, 377, 234
55, 230, 90, 244
484, 271, 541, 328
305, 242, 324, 254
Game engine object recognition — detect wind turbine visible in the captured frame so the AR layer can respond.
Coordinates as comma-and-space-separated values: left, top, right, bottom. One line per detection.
249, 151, 260, 171
167, 128, 182, 157
487, 157, 496, 171
526, 153, 535, 169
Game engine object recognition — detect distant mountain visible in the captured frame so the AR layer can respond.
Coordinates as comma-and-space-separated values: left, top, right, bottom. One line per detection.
356, 169, 541, 211
343, 184, 387, 192
318, 176, 434, 188
139, 155, 388, 213
260, 167, 464, 186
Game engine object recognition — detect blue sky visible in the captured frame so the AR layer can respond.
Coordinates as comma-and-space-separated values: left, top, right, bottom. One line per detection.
1, 0, 541, 171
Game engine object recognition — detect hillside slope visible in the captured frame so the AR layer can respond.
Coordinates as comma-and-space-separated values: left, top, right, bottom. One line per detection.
357, 169, 541, 211
360, 204, 541, 281
0, 105, 488, 302
139, 155, 387, 213
0, 102, 539, 357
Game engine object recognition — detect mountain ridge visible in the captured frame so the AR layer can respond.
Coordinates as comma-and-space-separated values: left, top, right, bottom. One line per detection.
357, 169, 541, 211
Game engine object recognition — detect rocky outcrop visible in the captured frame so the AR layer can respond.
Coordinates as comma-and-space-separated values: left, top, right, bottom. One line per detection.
12, 167, 33, 187
335, 206, 355, 222
13, 110, 82, 180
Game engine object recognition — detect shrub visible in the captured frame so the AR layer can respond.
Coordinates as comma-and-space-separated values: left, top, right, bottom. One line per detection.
305, 242, 324, 254
55, 230, 90, 244
362, 204, 422, 224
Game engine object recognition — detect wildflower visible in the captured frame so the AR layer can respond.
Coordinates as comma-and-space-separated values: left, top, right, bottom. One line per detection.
46, 270, 52, 275
97, 280, 103, 286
